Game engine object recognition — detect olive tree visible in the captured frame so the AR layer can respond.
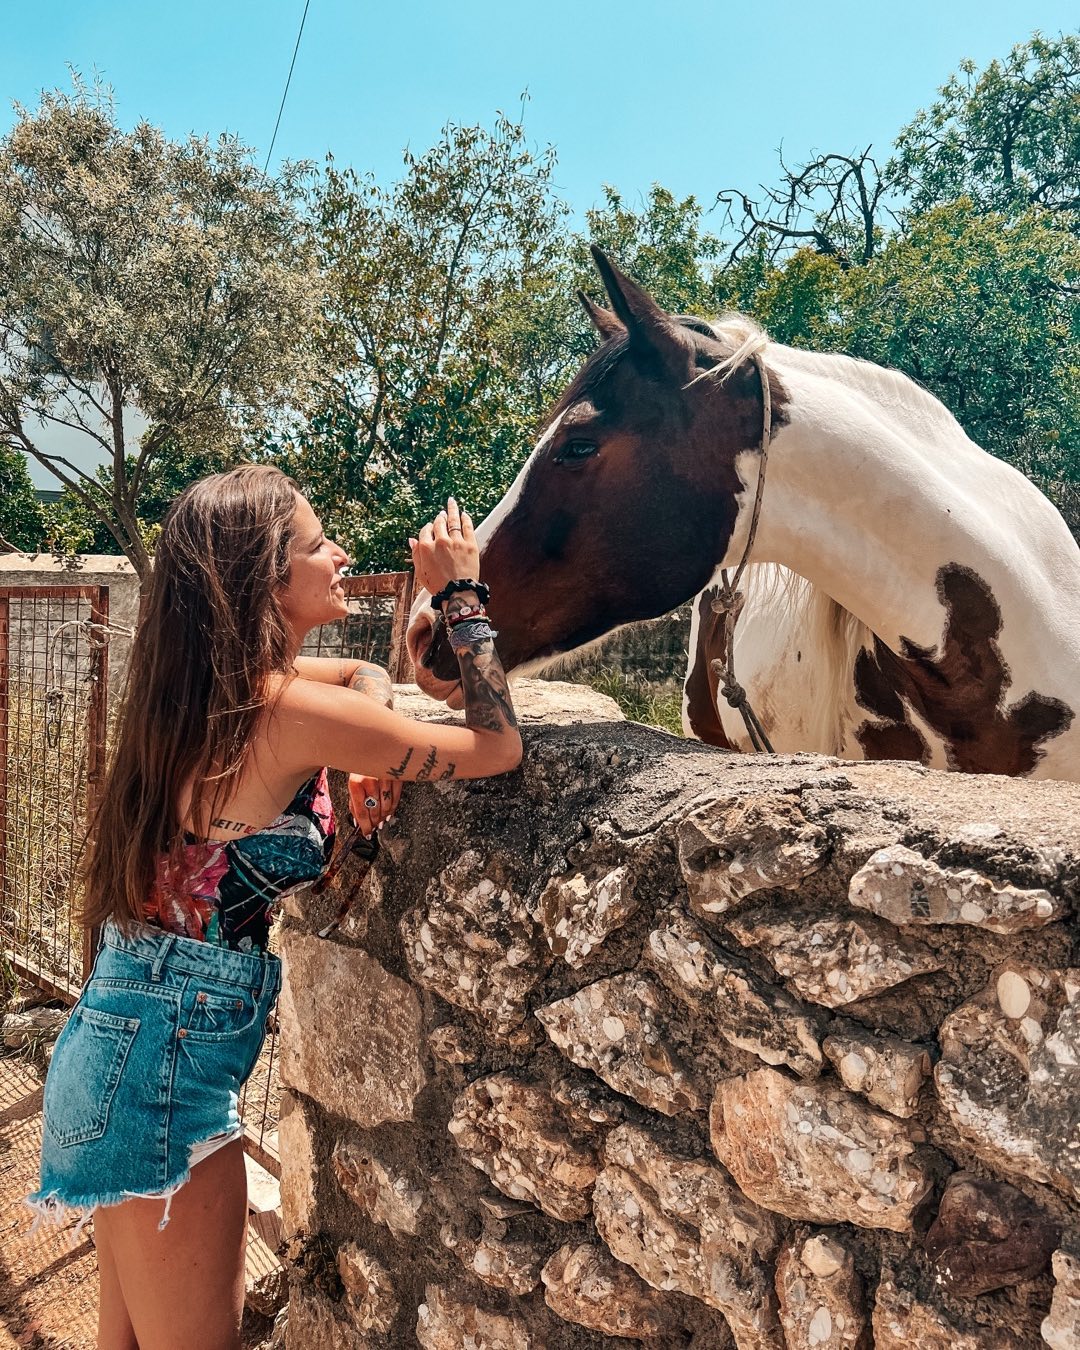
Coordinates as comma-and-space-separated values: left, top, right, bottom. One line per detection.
0, 85, 322, 583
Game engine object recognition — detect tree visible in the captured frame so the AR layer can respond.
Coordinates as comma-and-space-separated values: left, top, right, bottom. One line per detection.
0, 443, 44, 550
0, 84, 322, 584
891, 33, 1080, 220
270, 110, 569, 570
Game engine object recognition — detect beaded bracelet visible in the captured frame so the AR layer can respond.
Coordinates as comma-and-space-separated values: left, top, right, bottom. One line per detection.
445, 604, 489, 627
430, 578, 490, 611
448, 618, 498, 651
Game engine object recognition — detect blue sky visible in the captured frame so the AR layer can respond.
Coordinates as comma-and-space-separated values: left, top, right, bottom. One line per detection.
3, 2, 1076, 485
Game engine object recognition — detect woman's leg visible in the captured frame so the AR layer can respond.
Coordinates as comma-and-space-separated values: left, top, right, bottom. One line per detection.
93, 1139, 248, 1350
94, 1221, 139, 1350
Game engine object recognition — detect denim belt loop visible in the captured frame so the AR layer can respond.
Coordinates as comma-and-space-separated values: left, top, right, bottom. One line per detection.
150, 934, 175, 981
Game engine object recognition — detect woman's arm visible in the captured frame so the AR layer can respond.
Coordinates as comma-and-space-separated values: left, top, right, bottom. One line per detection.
274, 497, 520, 782
293, 656, 394, 708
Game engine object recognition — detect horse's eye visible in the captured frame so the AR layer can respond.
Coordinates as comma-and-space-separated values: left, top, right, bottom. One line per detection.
556, 439, 598, 464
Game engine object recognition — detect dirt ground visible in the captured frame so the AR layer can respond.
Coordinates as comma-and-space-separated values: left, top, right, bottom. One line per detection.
0, 1053, 282, 1350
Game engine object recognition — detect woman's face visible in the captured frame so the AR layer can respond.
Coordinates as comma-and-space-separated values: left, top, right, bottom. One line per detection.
279, 494, 351, 636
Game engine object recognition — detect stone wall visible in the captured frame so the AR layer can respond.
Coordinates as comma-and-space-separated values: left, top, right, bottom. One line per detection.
277, 682, 1080, 1349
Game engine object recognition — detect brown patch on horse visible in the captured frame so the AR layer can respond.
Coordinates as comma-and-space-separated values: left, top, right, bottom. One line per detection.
683, 587, 735, 748
854, 563, 1072, 775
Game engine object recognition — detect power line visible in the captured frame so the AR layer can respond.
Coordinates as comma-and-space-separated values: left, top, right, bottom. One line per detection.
263, 0, 312, 173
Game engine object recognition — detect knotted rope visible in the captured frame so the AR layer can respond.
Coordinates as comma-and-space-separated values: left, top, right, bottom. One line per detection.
708, 348, 775, 754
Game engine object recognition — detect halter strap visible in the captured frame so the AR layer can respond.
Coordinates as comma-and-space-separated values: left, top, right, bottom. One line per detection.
709, 347, 775, 754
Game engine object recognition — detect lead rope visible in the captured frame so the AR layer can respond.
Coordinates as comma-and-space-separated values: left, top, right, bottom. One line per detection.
709, 348, 775, 754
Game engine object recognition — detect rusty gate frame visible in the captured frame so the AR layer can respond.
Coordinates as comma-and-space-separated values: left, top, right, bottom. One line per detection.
0, 585, 109, 1004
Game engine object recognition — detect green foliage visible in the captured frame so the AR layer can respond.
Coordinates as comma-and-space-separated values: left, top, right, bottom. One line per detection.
270, 110, 570, 571
582, 667, 684, 736
891, 33, 1080, 219
575, 185, 725, 315
0, 445, 45, 549
0, 81, 321, 579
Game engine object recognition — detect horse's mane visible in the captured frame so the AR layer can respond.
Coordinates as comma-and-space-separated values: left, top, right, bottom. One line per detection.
741, 564, 870, 755
707, 315, 970, 446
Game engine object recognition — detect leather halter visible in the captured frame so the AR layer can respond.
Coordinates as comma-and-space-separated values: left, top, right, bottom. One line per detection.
708, 348, 775, 754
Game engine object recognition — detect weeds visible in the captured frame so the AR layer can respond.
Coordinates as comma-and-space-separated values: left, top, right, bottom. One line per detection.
581, 667, 684, 736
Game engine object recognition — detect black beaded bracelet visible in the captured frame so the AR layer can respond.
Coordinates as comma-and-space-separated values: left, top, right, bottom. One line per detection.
430, 578, 490, 611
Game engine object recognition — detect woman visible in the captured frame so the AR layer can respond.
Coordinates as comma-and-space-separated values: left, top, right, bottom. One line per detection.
29, 465, 519, 1350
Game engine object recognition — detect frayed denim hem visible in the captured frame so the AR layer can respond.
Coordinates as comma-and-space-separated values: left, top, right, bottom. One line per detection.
27, 1126, 243, 1237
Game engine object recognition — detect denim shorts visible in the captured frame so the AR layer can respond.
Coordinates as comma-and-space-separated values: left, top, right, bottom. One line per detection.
28, 920, 280, 1230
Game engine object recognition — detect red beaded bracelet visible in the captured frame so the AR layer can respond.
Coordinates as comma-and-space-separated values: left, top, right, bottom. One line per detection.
445, 604, 489, 627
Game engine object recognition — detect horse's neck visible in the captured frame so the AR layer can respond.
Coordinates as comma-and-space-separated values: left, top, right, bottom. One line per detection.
741, 349, 1080, 704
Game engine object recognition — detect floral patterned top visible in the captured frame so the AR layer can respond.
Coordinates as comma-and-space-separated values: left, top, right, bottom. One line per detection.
145, 769, 336, 954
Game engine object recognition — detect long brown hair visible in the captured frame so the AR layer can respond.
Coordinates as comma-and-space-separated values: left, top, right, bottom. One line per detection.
81, 464, 301, 929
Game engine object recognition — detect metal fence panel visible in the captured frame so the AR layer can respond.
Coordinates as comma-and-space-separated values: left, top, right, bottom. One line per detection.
0, 586, 109, 1004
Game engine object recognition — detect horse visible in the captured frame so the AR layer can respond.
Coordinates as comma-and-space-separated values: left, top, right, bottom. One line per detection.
407, 247, 1080, 781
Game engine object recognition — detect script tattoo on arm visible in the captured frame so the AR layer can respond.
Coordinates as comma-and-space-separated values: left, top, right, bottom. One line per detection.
348, 661, 394, 709
387, 747, 414, 779
415, 745, 438, 780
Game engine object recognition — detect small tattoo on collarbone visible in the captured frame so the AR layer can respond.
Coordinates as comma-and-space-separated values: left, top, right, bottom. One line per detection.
210, 817, 259, 835
388, 747, 414, 779
415, 746, 438, 780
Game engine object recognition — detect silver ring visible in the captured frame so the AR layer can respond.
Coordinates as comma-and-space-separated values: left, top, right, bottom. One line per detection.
363, 796, 378, 809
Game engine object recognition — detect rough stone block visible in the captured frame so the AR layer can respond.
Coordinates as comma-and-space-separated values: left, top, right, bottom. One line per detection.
647, 912, 822, 1078
710, 1068, 933, 1231
935, 962, 1080, 1200
537, 863, 639, 966
278, 932, 426, 1127
726, 910, 942, 1008
337, 1244, 397, 1336
924, 1171, 1060, 1296
441, 1215, 548, 1295
536, 973, 704, 1115
593, 1125, 783, 1347
401, 850, 548, 1036
448, 1073, 599, 1221
332, 1139, 425, 1237
849, 844, 1063, 933
1043, 1236, 1080, 1350
285, 1286, 368, 1349
416, 1285, 534, 1349
541, 1242, 674, 1340
872, 1261, 1027, 1349
775, 1231, 868, 1349
677, 793, 828, 916
822, 1026, 931, 1118
277, 1091, 317, 1237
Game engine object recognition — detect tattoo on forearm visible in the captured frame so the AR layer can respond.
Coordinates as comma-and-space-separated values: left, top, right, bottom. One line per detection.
349, 661, 394, 709
456, 637, 518, 735
388, 747, 414, 779
438, 763, 456, 779
415, 745, 438, 780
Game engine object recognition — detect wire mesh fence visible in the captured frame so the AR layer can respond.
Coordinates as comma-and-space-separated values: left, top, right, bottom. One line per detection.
238, 571, 415, 1175
0, 575, 415, 1178
0, 587, 109, 1005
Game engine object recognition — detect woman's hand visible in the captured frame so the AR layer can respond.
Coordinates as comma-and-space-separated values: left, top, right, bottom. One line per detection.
409, 497, 479, 601
347, 773, 401, 837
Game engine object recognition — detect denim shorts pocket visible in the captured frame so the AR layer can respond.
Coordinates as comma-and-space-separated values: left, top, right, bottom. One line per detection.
182, 981, 260, 1041
43, 1006, 139, 1147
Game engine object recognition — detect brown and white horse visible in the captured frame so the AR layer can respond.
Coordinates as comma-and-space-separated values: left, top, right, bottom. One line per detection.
408, 248, 1080, 781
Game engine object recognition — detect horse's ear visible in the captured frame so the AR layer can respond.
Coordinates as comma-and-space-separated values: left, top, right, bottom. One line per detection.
577, 289, 624, 341
590, 245, 689, 371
